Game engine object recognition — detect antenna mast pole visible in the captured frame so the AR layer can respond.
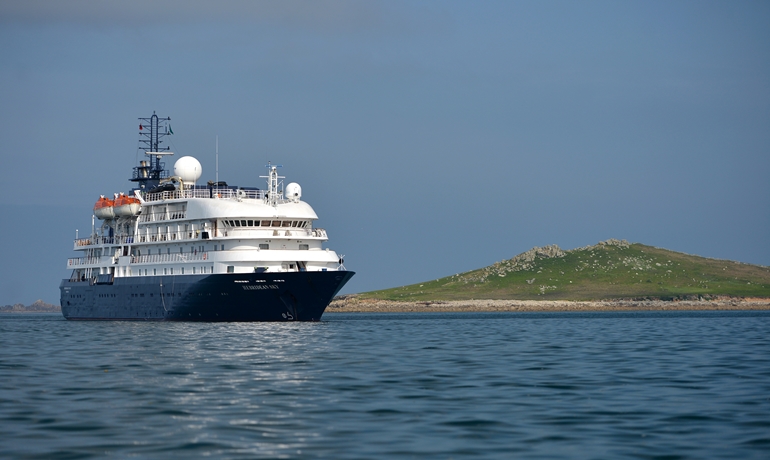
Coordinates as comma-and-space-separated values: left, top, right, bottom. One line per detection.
216, 135, 219, 185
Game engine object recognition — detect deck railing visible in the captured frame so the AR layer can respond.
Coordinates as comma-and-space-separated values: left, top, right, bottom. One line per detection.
66, 252, 210, 269
144, 188, 270, 202
73, 228, 326, 249
73, 236, 134, 248
67, 257, 100, 267
138, 231, 197, 243
131, 252, 209, 264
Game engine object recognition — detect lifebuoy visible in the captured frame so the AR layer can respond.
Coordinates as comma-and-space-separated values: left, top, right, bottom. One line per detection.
203, 253, 207, 260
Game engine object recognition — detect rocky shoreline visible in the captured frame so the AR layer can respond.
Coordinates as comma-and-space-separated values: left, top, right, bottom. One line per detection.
327, 295, 770, 313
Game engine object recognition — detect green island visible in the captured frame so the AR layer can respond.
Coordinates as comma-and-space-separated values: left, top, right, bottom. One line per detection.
329, 239, 770, 312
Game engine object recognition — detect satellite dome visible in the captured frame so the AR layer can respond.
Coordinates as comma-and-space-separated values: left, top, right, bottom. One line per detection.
174, 156, 202, 183
285, 182, 302, 202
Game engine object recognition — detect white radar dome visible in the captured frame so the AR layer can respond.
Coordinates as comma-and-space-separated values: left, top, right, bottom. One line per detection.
285, 182, 302, 202
174, 156, 202, 183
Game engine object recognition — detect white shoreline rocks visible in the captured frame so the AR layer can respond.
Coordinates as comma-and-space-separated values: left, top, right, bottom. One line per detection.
328, 295, 770, 313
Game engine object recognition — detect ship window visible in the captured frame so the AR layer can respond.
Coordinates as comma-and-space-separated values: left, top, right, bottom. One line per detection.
227, 266, 234, 273
292, 221, 298, 227
193, 267, 196, 274
272, 220, 281, 227
261, 220, 271, 226
299, 244, 309, 250
164, 268, 167, 275
247, 220, 253, 226
254, 220, 260, 227
180, 248, 183, 254
259, 243, 269, 250
234, 220, 241, 227
154, 269, 157, 275
167, 248, 171, 254
181, 267, 184, 274
282, 221, 292, 227
241, 220, 247, 226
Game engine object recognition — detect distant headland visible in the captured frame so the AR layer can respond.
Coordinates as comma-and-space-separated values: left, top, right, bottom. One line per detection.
331, 239, 770, 312
1, 300, 61, 313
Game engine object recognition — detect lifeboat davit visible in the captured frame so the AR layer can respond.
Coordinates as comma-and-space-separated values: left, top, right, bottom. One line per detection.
113, 193, 141, 217
93, 195, 115, 220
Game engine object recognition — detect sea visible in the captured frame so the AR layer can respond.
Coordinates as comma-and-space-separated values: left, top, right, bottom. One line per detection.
1, 311, 769, 459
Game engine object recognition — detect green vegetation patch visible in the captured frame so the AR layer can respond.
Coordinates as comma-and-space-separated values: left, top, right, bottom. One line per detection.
361, 239, 770, 301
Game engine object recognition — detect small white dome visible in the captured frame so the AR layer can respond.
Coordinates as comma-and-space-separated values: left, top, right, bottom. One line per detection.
174, 156, 202, 183
285, 182, 302, 202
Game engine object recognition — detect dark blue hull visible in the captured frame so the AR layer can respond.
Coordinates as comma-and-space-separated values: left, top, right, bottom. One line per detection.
60, 271, 354, 321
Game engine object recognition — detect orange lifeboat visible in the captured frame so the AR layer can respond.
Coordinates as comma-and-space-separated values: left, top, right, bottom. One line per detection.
114, 192, 141, 217
93, 195, 115, 220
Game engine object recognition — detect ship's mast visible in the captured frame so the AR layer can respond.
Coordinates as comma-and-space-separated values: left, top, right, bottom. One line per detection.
260, 162, 284, 207
131, 112, 173, 190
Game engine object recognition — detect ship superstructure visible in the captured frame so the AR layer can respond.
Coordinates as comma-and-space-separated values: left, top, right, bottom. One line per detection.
60, 113, 354, 321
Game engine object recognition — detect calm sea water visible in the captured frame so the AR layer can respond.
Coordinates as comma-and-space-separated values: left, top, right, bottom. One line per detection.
1, 311, 769, 459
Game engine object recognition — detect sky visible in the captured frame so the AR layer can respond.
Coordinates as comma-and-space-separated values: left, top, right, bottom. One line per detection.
0, 0, 768, 305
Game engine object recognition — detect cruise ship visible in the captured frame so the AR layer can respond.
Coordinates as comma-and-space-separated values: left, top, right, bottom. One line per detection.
60, 113, 354, 321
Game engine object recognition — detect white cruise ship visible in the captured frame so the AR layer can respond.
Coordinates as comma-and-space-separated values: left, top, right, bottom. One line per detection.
60, 113, 354, 321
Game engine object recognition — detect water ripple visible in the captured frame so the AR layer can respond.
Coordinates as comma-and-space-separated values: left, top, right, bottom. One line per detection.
1, 311, 769, 458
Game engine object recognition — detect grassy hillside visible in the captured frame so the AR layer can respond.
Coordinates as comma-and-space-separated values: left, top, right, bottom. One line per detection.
361, 239, 770, 301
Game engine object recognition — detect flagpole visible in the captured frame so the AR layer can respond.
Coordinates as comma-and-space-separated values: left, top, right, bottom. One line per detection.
215, 135, 219, 185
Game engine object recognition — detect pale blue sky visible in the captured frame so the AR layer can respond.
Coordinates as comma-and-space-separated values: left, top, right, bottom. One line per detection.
1, 0, 768, 305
